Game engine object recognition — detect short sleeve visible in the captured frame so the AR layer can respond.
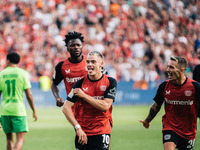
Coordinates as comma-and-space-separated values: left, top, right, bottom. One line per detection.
23, 71, 31, 90
153, 81, 167, 105
104, 77, 117, 102
52, 61, 64, 85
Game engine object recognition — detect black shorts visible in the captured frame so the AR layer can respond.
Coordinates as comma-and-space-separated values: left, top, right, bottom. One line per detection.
162, 130, 195, 150
75, 134, 110, 150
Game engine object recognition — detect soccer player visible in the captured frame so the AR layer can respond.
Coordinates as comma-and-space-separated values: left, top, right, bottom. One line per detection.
51, 31, 88, 107
62, 51, 117, 150
0, 52, 37, 150
140, 56, 200, 150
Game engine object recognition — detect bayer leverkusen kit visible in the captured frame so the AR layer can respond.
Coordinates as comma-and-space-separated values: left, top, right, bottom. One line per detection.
154, 78, 200, 140
52, 55, 87, 95
67, 74, 117, 136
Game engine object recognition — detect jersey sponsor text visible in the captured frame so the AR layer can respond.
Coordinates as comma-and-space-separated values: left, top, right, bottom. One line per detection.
165, 98, 193, 105
65, 77, 82, 83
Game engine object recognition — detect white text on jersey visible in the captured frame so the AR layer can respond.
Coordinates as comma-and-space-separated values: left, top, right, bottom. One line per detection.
165, 98, 193, 105
65, 77, 82, 83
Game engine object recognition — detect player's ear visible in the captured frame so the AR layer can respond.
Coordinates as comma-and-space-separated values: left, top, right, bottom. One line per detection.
181, 68, 186, 73
100, 61, 104, 67
6, 59, 10, 66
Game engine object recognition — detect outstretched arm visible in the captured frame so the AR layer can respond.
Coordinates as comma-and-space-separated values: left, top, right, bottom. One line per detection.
25, 89, 37, 121
51, 82, 64, 107
140, 102, 162, 128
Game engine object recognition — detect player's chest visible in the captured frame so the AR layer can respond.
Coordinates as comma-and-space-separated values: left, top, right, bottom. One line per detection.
164, 85, 195, 101
61, 64, 87, 78
81, 81, 108, 97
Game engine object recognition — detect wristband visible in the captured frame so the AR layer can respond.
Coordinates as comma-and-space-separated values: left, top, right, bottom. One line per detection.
74, 124, 81, 130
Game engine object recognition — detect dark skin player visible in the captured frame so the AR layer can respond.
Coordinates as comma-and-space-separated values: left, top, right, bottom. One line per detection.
51, 32, 84, 107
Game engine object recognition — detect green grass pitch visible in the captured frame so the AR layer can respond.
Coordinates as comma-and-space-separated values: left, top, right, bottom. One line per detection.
0, 105, 200, 150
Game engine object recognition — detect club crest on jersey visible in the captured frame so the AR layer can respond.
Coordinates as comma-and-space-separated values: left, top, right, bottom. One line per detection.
100, 85, 107, 91
185, 90, 192, 96
165, 90, 170, 95
65, 69, 70, 74
83, 87, 88, 91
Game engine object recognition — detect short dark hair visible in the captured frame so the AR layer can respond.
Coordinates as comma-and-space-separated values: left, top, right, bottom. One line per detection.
170, 56, 187, 69
7, 52, 20, 64
64, 31, 84, 46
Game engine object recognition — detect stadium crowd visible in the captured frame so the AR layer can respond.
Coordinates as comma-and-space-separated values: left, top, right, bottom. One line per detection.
0, 0, 200, 83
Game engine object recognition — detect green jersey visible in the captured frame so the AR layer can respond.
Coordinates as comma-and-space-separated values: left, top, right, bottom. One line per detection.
0, 67, 31, 116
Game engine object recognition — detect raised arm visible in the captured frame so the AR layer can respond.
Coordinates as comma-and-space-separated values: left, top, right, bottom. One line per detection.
25, 89, 37, 121
140, 102, 162, 128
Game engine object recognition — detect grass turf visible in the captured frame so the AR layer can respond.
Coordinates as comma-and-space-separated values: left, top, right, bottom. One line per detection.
0, 105, 200, 150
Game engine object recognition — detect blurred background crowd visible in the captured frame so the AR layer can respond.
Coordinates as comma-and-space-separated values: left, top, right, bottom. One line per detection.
0, 0, 200, 85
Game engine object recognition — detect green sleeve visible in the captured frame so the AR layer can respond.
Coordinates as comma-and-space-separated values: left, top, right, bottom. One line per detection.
23, 71, 31, 89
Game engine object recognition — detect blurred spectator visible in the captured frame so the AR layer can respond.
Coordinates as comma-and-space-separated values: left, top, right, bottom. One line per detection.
133, 79, 148, 90
0, 0, 199, 86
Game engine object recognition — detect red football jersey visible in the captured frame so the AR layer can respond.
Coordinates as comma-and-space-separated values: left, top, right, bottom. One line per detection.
154, 78, 200, 140
67, 74, 117, 136
53, 56, 87, 95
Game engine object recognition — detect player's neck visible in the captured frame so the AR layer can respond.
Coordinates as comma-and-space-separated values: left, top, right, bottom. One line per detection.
88, 73, 103, 81
69, 55, 83, 63
7, 63, 17, 68
172, 75, 186, 85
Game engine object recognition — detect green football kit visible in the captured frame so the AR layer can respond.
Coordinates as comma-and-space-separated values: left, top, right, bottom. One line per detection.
0, 66, 31, 133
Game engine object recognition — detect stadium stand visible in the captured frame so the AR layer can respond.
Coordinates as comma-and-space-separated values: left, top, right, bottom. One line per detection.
0, 0, 199, 83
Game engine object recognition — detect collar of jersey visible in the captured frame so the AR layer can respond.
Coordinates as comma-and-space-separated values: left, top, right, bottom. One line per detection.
87, 74, 104, 82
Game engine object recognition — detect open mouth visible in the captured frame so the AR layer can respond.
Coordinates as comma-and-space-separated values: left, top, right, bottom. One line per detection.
167, 73, 173, 79
88, 68, 94, 71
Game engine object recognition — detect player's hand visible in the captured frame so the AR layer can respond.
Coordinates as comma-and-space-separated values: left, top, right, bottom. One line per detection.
139, 120, 150, 129
73, 88, 86, 99
33, 112, 38, 121
76, 128, 87, 145
56, 98, 64, 107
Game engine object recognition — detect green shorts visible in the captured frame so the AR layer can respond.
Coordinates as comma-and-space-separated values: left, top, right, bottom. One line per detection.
1, 116, 29, 133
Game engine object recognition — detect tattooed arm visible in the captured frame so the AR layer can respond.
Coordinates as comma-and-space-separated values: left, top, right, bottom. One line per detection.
139, 102, 162, 128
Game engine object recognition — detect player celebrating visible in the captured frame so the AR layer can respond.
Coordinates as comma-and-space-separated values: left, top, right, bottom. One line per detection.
140, 56, 200, 150
51, 31, 88, 107
0, 52, 37, 150
62, 51, 117, 150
